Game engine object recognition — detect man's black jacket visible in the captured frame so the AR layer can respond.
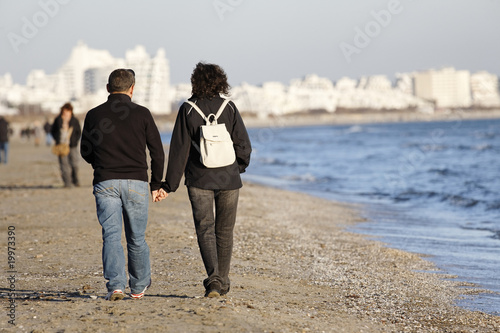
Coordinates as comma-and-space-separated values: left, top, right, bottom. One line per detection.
80, 93, 165, 191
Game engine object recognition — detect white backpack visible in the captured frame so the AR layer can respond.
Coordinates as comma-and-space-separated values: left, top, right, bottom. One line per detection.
186, 99, 236, 168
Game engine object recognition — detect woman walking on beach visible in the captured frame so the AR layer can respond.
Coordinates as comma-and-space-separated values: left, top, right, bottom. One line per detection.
162, 62, 252, 297
51, 103, 81, 187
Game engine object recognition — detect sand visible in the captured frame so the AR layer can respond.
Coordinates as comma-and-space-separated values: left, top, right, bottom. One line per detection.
1, 139, 499, 332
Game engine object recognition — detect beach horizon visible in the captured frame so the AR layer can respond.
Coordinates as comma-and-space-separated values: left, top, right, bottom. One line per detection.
3, 107, 500, 135
1, 140, 499, 332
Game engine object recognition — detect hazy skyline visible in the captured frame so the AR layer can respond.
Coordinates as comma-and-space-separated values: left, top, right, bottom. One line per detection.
1, 0, 499, 86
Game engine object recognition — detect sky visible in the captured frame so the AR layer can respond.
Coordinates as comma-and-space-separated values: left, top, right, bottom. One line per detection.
1, 0, 499, 86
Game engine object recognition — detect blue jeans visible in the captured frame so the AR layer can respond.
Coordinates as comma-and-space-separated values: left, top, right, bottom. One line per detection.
0, 142, 8, 164
45, 133, 52, 146
93, 179, 151, 293
187, 186, 239, 293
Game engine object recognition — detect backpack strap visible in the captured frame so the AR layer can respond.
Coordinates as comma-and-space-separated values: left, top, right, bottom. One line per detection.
185, 99, 231, 123
214, 99, 231, 120
185, 101, 208, 122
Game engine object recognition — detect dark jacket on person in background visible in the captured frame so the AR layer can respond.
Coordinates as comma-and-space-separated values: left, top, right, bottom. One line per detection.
0, 117, 9, 142
43, 121, 52, 134
80, 93, 165, 191
162, 96, 251, 193
51, 115, 81, 148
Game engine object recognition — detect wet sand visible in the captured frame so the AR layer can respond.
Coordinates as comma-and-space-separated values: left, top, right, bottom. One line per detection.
1, 140, 499, 332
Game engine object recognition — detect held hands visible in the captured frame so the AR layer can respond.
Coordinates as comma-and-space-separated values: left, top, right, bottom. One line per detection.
151, 188, 168, 202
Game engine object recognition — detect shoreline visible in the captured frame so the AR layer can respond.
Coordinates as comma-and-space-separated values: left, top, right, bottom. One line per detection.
3, 108, 500, 135
241, 108, 500, 129
1, 141, 500, 331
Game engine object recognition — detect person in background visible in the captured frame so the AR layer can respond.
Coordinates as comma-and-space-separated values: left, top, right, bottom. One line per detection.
43, 119, 52, 146
161, 62, 252, 298
0, 116, 9, 164
33, 121, 43, 147
80, 68, 166, 301
51, 103, 81, 187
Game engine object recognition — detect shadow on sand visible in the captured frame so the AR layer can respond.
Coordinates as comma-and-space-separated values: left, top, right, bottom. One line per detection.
0, 288, 193, 302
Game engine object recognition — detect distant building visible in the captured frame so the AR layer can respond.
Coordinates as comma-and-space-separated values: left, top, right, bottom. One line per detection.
335, 77, 357, 91
365, 75, 392, 91
395, 72, 415, 95
231, 81, 289, 115
414, 67, 472, 108
56, 41, 119, 101
470, 71, 500, 107
1, 42, 172, 114
84, 68, 110, 95
288, 75, 337, 113
125, 46, 171, 114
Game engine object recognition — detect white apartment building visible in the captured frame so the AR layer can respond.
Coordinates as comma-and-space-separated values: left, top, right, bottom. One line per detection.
231, 81, 289, 116
395, 72, 415, 95
335, 77, 357, 91
414, 67, 472, 108
125, 46, 171, 114
470, 71, 500, 107
0, 42, 172, 114
287, 75, 337, 113
56, 41, 119, 101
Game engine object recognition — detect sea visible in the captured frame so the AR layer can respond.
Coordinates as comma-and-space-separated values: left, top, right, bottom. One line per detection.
161, 117, 500, 315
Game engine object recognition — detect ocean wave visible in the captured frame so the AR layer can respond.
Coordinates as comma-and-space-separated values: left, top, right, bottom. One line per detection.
257, 157, 309, 167
346, 125, 363, 134
457, 144, 494, 151
390, 189, 484, 209
427, 168, 462, 177
359, 191, 392, 199
282, 173, 317, 183
403, 142, 448, 151
403, 142, 494, 152
391, 190, 438, 203
281, 174, 337, 184
474, 144, 493, 151
487, 201, 500, 211
460, 224, 500, 240
442, 194, 479, 208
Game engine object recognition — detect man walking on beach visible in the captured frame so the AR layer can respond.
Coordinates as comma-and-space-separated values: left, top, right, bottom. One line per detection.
80, 69, 166, 301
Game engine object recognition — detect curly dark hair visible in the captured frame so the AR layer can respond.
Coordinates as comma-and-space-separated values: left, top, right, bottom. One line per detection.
191, 62, 230, 98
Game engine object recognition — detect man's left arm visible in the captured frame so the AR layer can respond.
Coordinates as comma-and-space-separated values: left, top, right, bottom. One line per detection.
80, 115, 94, 165
145, 112, 165, 192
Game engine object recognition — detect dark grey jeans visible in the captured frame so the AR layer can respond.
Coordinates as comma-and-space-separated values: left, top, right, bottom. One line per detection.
58, 147, 79, 187
187, 186, 239, 292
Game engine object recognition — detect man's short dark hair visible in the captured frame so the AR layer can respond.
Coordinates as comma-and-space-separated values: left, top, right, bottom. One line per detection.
108, 69, 135, 93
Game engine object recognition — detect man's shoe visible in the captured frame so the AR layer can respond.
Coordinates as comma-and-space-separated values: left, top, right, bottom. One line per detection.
204, 282, 221, 298
130, 280, 151, 299
105, 290, 125, 301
